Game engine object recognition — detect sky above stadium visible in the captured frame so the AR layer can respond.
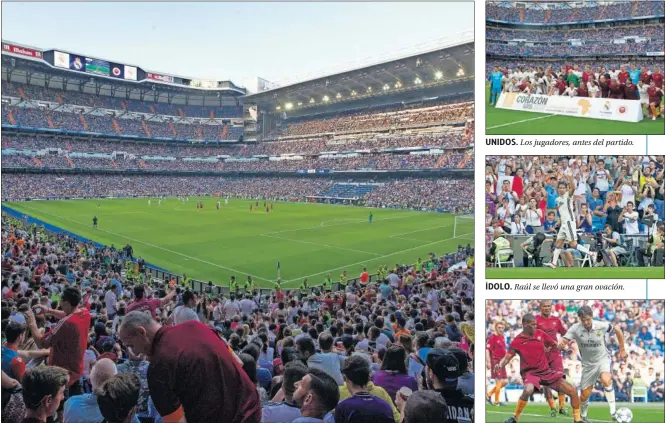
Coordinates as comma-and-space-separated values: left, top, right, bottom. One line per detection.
2, 1, 473, 88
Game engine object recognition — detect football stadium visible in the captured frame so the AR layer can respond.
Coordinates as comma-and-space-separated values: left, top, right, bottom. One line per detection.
486, 1, 665, 135
485, 155, 665, 279
1, 3, 477, 422
486, 300, 665, 423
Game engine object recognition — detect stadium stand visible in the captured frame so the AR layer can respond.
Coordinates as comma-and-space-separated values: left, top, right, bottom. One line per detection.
2, 36, 475, 423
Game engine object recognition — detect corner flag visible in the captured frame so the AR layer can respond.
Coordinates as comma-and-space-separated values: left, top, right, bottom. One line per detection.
277, 261, 281, 280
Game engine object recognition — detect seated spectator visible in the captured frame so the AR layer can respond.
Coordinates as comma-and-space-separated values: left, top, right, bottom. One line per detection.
306, 332, 345, 386
401, 390, 450, 423
261, 361, 308, 422
372, 345, 418, 402
292, 368, 340, 423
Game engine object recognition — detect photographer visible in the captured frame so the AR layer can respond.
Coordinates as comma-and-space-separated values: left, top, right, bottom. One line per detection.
520, 232, 551, 267
637, 222, 665, 266
600, 224, 626, 267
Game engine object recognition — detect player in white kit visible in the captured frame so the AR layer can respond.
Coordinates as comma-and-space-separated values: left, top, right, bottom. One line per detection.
545, 176, 595, 268
558, 306, 627, 422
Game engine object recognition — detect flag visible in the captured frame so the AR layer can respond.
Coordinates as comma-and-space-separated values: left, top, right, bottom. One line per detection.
277, 261, 280, 270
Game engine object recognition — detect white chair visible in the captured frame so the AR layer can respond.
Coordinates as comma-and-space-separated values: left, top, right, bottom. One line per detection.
495, 248, 515, 267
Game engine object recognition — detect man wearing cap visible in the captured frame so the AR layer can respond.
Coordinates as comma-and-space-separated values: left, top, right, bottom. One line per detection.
425, 348, 473, 423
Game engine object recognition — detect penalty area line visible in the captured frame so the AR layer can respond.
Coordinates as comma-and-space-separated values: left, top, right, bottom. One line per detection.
487, 114, 556, 130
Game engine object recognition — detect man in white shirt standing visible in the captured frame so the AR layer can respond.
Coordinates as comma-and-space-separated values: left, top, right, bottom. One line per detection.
173, 290, 200, 325
105, 285, 117, 320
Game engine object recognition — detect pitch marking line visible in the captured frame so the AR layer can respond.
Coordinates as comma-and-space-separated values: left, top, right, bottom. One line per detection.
261, 233, 381, 257
389, 223, 453, 239
283, 232, 469, 283
487, 114, 556, 130
16, 204, 273, 282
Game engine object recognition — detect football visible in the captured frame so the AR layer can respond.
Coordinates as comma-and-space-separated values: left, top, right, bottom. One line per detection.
615, 407, 633, 423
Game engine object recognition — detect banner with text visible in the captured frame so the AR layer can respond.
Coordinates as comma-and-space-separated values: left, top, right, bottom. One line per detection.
496, 92, 643, 123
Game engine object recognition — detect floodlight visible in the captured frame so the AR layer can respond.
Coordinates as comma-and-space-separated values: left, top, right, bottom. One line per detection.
285, 103, 293, 110
414, 77, 422, 85
434, 71, 443, 80
336, 93, 342, 99
351, 90, 357, 96
383, 84, 390, 91
276, 106, 281, 110
310, 98, 315, 103
456, 67, 465, 77
323, 95, 329, 102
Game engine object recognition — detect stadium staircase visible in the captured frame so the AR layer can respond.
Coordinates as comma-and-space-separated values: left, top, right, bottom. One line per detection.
66, 157, 75, 169
66, 141, 72, 151
434, 155, 448, 168
46, 114, 55, 129
6, 109, 16, 125
149, 105, 156, 114
112, 119, 123, 134
111, 159, 119, 169
17, 87, 25, 100
569, 8, 579, 22
138, 160, 147, 169
519, 9, 524, 22
120, 101, 127, 111
56, 94, 64, 105
320, 183, 378, 198
598, 4, 609, 20
221, 123, 228, 140
79, 115, 89, 131
544, 10, 551, 23
33, 157, 43, 167
168, 122, 177, 137
210, 110, 215, 119
195, 126, 203, 139
631, 1, 639, 16
141, 120, 152, 137
178, 108, 184, 118
458, 153, 473, 168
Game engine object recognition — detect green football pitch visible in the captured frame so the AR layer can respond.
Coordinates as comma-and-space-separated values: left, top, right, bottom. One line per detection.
486, 83, 665, 135
4, 198, 474, 289
486, 267, 663, 279
486, 402, 664, 423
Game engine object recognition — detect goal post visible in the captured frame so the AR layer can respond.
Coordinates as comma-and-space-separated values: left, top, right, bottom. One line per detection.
453, 214, 474, 240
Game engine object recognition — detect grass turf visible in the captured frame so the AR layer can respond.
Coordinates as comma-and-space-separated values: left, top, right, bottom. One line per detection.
485, 83, 665, 135
486, 266, 662, 279
486, 402, 664, 423
5, 198, 474, 289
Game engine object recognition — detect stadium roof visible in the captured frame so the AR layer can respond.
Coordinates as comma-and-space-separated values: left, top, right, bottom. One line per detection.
244, 36, 474, 113
1, 40, 246, 104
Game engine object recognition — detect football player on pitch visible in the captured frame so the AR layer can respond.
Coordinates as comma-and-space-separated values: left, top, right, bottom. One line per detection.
537, 300, 569, 417
496, 314, 583, 423
558, 305, 627, 423
486, 320, 508, 406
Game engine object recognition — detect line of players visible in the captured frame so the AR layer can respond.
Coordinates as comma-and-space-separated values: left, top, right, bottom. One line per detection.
489, 64, 665, 120
487, 301, 627, 423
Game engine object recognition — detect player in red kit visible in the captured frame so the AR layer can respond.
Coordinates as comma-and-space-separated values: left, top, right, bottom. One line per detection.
608, 79, 624, 99
652, 66, 664, 89
537, 300, 569, 417
576, 82, 588, 97
486, 320, 508, 406
647, 81, 664, 121
623, 79, 639, 101
598, 76, 610, 98
617, 66, 630, 84
496, 314, 582, 423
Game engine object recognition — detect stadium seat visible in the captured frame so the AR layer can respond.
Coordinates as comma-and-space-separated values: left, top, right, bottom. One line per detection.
495, 249, 515, 268
631, 386, 648, 403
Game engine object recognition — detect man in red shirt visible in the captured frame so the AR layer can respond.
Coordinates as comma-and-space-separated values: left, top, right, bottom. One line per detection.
359, 268, 369, 286
640, 67, 652, 85
486, 320, 508, 406
25, 287, 90, 417
623, 79, 639, 101
576, 82, 589, 98
598, 76, 610, 98
496, 314, 582, 423
126, 284, 176, 319
652, 66, 664, 89
608, 79, 624, 99
617, 66, 630, 84
647, 81, 664, 120
118, 311, 261, 423
1, 321, 26, 382
537, 300, 569, 417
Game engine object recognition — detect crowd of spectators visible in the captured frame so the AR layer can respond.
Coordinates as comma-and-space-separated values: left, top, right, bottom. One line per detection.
486, 24, 665, 43
275, 103, 473, 137
485, 155, 664, 267
0, 174, 474, 214
487, 40, 664, 57
366, 179, 474, 213
485, 300, 664, 403
2, 131, 471, 157
1, 82, 242, 118
487, 1, 664, 24
1, 206, 476, 423
2, 150, 473, 172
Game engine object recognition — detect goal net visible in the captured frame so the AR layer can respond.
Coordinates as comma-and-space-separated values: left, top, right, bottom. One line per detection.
453, 214, 474, 241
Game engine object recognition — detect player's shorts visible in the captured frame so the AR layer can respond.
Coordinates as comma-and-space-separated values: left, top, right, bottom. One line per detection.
556, 221, 578, 242
522, 368, 565, 391
580, 358, 611, 390
491, 359, 508, 380
547, 350, 564, 373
